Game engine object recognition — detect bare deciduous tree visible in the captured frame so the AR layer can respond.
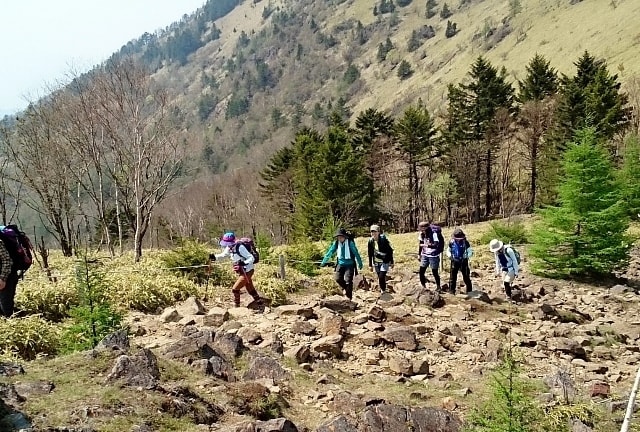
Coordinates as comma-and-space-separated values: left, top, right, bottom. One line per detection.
93, 57, 185, 262
5, 98, 77, 256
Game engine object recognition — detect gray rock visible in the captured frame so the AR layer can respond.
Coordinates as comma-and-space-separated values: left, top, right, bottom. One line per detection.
236, 418, 299, 432
209, 349, 235, 381
243, 356, 290, 383
380, 326, 418, 351
284, 345, 311, 364
0, 362, 24, 377
316, 415, 359, 432
319, 296, 357, 313
97, 329, 130, 352
466, 290, 492, 303
291, 320, 316, 335
214, 331, 245, 359
105, 348, 160, 389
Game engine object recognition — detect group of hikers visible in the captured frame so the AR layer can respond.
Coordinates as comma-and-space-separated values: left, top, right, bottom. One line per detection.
0, 223, 521, 317
208, 222, 521, 308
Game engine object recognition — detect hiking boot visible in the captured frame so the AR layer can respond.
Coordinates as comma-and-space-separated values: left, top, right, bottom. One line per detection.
234, 301, 241, 308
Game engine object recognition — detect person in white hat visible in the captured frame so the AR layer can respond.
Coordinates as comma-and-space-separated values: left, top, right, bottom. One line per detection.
489, 238, 519, 299
367, 225, 394, 293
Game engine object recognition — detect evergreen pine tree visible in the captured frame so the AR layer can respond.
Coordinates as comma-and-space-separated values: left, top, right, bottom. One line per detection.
440, 2, 452, 18
518, 53, 558, 102
397, 60, 414, 80
619, 134, 640, 220
531, 128, 631, 278
394, 103, 439, 229
445, 20, 458, 38
407, 30, 422, 52
426, 0, 438, 18
553, 51, 630, 147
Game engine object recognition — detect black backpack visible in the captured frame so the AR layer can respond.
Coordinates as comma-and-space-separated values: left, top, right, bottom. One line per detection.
0, 225, 34, 274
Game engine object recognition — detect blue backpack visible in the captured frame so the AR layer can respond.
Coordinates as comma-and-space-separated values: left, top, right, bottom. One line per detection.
450, 239, 467, 261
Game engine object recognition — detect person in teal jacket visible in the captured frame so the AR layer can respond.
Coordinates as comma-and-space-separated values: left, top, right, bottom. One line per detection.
320, 228, 363, 300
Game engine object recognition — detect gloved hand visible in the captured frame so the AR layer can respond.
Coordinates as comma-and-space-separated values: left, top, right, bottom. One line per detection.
209, 253, 216, 262
501, 267, 508, 272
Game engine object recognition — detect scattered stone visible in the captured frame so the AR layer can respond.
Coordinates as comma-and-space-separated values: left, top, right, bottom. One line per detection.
284, 345, 311, 364
214, 331, 245, 359
319, 313, 346, 336
589, 381, 610, 398
380, 326, 418, 351
97, 329, 130, 352
320, 296, 357, 313
160, 307, 180, 323
276, 305, 315, 319
466, 290, 492, 303
204, 307, 230, 327
311, 335, 344, 357
238, 327, 263, 344
368, 305, 386, 322
106, 348, 160, 388
0, 363, 25, 377
243, 356, 290, 383
291, 320, 316, 335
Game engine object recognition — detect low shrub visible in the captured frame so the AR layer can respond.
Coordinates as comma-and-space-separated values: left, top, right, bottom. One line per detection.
0, 315, 60, 360
104, 271, 201, 313
479, 219, 529, 246
15, 280, 78, 322
161, 239, 233, 286
284, 241, 324, 276
228, 382, 284, 420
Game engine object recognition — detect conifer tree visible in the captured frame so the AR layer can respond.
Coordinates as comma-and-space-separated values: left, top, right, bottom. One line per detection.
619, 134, 640, 220
553, 51, 630, 147
518, 53, 558, 102
440, 2, 452, 18
426, 0, 437, 18
444, 57, 515, 220
531, 128, 631, 278
397, 60, 414, 80
394, 103, 439, 229
517, 54, 559, 209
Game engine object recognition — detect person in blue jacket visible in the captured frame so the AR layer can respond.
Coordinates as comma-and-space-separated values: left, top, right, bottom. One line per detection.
320, 228, 363, 300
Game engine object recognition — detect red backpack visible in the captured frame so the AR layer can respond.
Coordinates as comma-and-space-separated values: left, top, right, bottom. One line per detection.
0, 225, 34, 274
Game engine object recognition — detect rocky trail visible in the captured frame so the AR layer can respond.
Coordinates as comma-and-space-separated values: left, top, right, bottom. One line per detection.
3, 253, 640, 431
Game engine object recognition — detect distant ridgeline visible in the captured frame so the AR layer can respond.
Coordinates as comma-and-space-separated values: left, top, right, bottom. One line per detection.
110, 0, 243, 68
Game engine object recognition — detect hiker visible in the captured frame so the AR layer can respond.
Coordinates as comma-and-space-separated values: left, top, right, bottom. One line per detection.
446, 228, 473, 294
0, 237, 18, 317
367, 225, 394, 294
320, 228, 363, 300
489, 239, 519, 299
418, 221, 443, 291
210, 232, 263, 308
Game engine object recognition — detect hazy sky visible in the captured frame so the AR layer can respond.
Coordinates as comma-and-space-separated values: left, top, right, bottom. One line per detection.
0, 0, 206, 116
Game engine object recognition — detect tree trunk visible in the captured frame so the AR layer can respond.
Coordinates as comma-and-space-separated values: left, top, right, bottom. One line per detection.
485, 148, 492, 218
530, 138, 538, 211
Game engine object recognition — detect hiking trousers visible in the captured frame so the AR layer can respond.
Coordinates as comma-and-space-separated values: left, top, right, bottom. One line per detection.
449, 259, 472, 294
334, 264, 355, 300
231, 269, 260, 306
0, 273, 19, 317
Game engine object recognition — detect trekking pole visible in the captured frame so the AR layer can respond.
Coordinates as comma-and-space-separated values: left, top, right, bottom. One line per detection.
620, 364, 640, 432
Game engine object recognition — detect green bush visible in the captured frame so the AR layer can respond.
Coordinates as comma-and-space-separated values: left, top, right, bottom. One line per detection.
0, 315, 60, 360
479, 220, 529, 246
285, 241, 324, 276
162, 239, 232, 286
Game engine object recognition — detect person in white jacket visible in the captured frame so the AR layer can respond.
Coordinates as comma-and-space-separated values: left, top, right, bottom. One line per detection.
210, 232, 262, 307
489, 238, 519, 299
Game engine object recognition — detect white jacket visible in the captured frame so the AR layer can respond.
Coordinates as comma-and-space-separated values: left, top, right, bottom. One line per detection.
215, 244, 255, 272
494, 246, 519, 276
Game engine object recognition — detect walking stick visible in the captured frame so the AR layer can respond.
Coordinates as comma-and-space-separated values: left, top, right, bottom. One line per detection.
620, 364, 640, 432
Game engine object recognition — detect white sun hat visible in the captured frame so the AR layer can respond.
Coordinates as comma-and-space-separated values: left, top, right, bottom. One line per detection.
489, 239, 504, 253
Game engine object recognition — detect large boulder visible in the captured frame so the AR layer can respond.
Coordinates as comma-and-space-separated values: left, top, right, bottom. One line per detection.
243, 356, 290, 383
106, 348, 160, 389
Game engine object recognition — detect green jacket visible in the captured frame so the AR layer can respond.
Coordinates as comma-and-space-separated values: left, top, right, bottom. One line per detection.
321, 239, 363, 269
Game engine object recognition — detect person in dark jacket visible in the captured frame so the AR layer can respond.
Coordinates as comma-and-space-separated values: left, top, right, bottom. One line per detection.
367, 225, 394, 293
446, 228, 474, 294
0, 239, 18, 317
418, 221, 442, 291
